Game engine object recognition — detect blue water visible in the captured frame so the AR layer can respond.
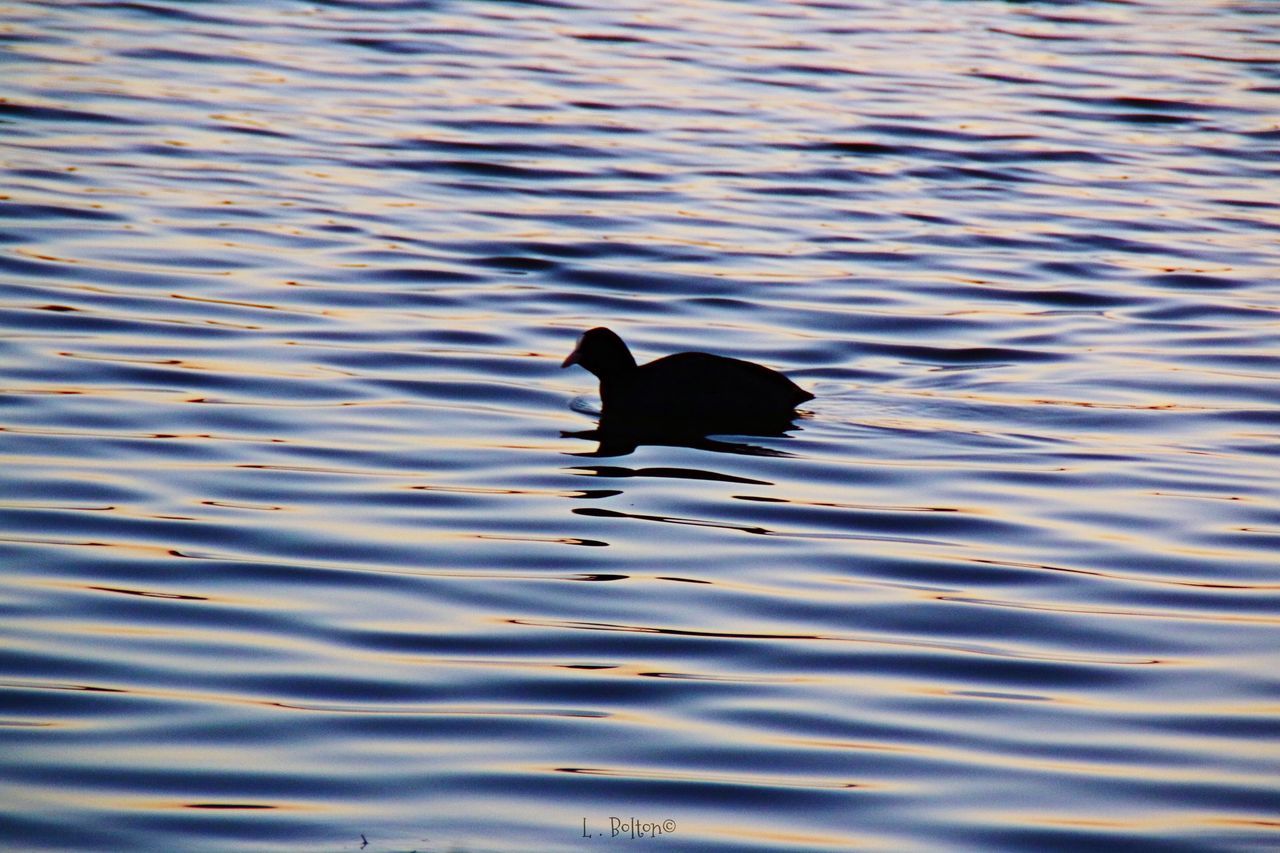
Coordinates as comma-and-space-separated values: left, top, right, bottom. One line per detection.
2, 1, 1278, 850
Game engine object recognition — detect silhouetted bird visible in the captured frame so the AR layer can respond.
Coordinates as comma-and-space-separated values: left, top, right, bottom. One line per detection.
561, 327, 812, 444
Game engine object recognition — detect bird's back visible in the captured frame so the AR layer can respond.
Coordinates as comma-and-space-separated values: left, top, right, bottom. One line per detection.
601, 351, 809, 433
649, 351, 811, 404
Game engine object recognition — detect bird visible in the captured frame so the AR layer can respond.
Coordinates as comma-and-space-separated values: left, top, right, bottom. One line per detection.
561, 327, 812, 441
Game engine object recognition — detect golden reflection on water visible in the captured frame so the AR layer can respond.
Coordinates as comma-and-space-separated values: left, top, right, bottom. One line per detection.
554, 765, 866, 790
4, 1, 1278, 850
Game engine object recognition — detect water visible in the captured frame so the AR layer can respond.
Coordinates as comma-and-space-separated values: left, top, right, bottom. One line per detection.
2, 0, 1278, 850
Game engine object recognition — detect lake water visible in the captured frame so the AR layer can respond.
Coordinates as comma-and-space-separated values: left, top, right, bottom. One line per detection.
2, 1, 1278, 850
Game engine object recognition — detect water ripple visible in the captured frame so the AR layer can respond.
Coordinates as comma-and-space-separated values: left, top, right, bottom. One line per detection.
3, 0, 1279, 850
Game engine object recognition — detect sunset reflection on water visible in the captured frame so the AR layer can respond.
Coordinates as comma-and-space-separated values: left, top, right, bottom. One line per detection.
3, 0, 1279, 850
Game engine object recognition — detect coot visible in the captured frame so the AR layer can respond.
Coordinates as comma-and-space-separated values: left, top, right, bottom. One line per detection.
562, 327, 812, 438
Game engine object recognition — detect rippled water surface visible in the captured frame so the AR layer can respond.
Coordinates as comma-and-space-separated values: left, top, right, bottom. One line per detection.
3, 1, 1279, 850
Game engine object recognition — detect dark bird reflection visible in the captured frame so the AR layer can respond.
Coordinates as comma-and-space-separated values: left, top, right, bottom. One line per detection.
560, 327, 812, 457
562, 424, 800, 457
568, 465, 774, 486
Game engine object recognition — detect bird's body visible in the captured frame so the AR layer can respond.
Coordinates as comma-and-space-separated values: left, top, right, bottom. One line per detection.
562, 327, 811, 439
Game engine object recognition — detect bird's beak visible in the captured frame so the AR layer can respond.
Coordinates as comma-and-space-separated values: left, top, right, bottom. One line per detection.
561, 346, 581, 369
